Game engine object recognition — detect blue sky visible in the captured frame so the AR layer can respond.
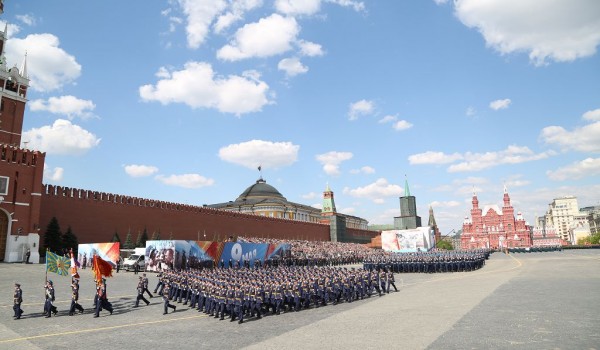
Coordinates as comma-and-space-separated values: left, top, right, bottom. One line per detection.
3, 0, 600, 233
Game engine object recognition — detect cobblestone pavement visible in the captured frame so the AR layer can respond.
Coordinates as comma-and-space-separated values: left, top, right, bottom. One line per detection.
0, 250, 598, 350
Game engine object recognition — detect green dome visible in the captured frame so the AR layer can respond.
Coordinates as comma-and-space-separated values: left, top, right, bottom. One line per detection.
236, 178, 286, 201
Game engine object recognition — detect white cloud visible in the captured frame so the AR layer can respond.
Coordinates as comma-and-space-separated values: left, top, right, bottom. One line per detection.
213, 0, 263, 33
340, 207, 356, 215
16, 14, 36, 26
430, 200, 461, 208
43, 166, 64, 182
301, 192, 318, 199
350, 166, 375, 174
177, 0, 227, 49
22, 119, 100, 155
540, 110, 600, 153
298, 40, 324, 56
219, 139, 300, 169
433, 0, 449, 5
378, 115, 396, 124
392, 120, 413, 131
155, 174, 215, 188
139, 62, 270, 116
489, 98, 511, 110
29, 95, 96, 120
217, 14, 299, 61
328, 0, 365, 12
448, 145, 554, 172
124, 165, 159, 178
0, 21, 20, 37
312, 203, 323, 210
276, 0, 321, 16
6, 33, 81, 92
348, 99, 374, 120
316, 151, 353, 176
408, 151, 463, 165
343, 178, 402, 203
547, 157, 600, 181
278, 57, 308, 77
453, 0, 600, 66
583, 108, 600, 121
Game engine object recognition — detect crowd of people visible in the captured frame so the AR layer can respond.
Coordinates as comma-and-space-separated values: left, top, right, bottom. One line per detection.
153, 264, 397, 323
237, 237, 373, 266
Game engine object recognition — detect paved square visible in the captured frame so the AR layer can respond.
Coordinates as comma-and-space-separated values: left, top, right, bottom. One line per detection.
1, 250, 599, 350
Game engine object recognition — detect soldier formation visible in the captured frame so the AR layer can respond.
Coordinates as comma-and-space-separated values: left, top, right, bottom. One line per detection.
363, 249, 491, 273
155, 264, 396, 324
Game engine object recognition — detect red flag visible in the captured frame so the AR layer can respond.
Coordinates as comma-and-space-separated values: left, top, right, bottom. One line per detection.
92, 254, 113, 284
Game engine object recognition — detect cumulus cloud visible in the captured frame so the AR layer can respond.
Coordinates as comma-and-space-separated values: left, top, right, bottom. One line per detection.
217, 14, 299, 61
219, 139, 300, 169
155, 174, 215, 188
278, 57, 308, 77
213, 0, 263, 33
177, 0, 227, 48
124, 164, 159, 178
350, 166, 375, 174
298, 40, 324, 56
340, 207, 356, 215
430, 200, 461, 208
378, 115, 397, 124
447, 145, 554, 172
6, 33, 81, 92
348, 99, 374, 120
139, 62, 270, 116
22, 119, 100, 155
343, 178, 402, 203
301, 192, 318, 199
276, 0, 321, 16
489, 98, 511, 110
547, 157, 600, 181
43, 166, 64, 182
16, 14, 36, 26
540, 109, 600, 153
328, 0, 365, 12
29, 95, 96, 120
410, 146, 553, 172
316, 151, 353, 176
392, 120, 413, 131
408, 151, 463, 165
453, 0, 600, 65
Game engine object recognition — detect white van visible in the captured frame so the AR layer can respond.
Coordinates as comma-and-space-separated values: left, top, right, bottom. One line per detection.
123, 249, 146, 271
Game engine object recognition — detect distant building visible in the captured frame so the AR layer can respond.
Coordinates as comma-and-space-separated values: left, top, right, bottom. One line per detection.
544, 196, 581, 242
428, 205, 441, 244
580, 206, 600, 236
461, 186, 532, 249
394, 177, 421, 230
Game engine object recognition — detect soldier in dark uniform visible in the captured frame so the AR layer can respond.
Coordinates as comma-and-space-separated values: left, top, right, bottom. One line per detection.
135, 277, 151, 307
69, 279, 84, 315
162, 284, 176, 315
142, 273, 153, 298
386, 271, 398, 293
94, 279, 113, 317
13, 283, 23, 319
44, 280, 57, 318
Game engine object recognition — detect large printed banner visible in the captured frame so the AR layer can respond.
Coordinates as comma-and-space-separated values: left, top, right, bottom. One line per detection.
145, 240, 218, 271
382, 227, 434, 253
145, 240, 292, 270
78, 242, 120, 268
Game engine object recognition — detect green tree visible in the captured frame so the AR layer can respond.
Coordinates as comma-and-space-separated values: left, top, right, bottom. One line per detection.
138, 227, 149, 248
124, 229, 134, 249
169, 232, 174, 240
151, 229, 161, 241
135, 231, 142, 248
111, 230, 121, 243
436, 239, 454, 250
62, 226, 79, 253
43, 217, 62, 254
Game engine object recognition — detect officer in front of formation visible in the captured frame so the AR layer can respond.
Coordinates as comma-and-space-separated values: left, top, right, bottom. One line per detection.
44, 280, 57, 318
13, 283, 23, 320
94, 279, 113, 317
162, 284, 176, 315
141, 273, 153, 298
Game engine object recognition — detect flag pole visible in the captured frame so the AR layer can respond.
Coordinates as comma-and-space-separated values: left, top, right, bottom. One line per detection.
45, 248, 48, 283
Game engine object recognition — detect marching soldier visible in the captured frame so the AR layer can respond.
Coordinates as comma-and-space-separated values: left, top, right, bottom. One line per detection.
135, 277, 151, 307
142, 273, 153, 298
13, 283, 23, 320
94, 279, 113, 317
162, 284, 176, 315
44, 280, 57, 318
69, 279, 84, 315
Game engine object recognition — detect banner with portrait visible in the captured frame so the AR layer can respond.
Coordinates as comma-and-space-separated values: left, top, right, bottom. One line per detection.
382, 227, 433, 253
219, 242, 270, 267
78, 242, 120, 268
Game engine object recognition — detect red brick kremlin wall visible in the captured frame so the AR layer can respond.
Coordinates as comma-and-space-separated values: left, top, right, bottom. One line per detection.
40, 185, 332, 243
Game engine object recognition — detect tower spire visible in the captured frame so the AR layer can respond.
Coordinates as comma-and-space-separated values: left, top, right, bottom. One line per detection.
20, 50, 28, 78
404, 175, 411, 197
